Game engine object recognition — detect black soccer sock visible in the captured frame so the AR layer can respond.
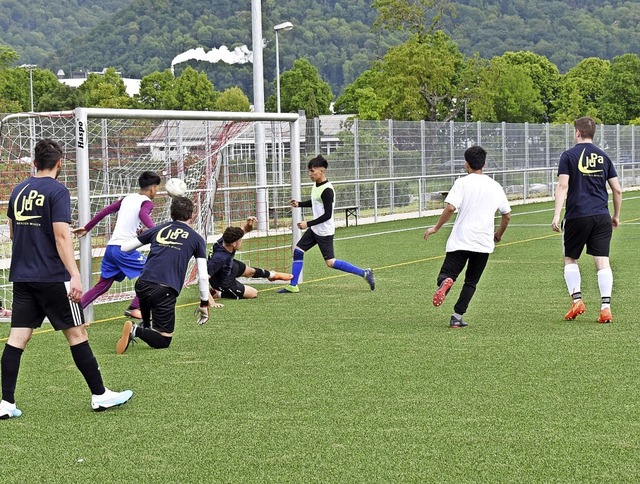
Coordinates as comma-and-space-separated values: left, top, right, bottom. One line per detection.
136, 327, 172, 349
70, 341, 105, 396
1, 344, 24, 404
253, 268, 270, 279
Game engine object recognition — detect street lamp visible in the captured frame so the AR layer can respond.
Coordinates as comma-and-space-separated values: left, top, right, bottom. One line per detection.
19, 64, 37, 112
273, 21, 294, 190
274, 21, 293, 114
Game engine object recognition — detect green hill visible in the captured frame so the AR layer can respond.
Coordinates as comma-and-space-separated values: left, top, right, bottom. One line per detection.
1, 0, 638, 97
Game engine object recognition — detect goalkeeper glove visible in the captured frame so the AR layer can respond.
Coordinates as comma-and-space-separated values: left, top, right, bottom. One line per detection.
195, 301, 209, 325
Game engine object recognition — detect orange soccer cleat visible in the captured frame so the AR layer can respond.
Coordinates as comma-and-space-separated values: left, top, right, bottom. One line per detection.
268, 271, 294, 282
564, 299, 586, 320
597, 308, 613, 324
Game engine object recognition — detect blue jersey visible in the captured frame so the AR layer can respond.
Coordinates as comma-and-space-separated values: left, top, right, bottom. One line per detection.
8, 176, 72, 282
136, 221, 207, 294
207, 237, 235, 287
558, 143, 617, 219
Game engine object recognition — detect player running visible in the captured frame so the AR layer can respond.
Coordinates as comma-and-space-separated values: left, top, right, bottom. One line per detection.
278, 155, 375, 294
73, 171, 161, 321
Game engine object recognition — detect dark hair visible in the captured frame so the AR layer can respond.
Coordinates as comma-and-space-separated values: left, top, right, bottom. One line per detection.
138, 171, 161, 189
170, 196, 193, 221
307, 154, 328, 170
574, 116, 596, 140
222, 226, 245, 244
464, 145, 487, 170
34, 138, 63, 170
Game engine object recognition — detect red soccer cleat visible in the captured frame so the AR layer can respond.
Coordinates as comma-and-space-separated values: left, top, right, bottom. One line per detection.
564, 299, 586, 320
433, 277, 454, 307
597, 308, 612, 324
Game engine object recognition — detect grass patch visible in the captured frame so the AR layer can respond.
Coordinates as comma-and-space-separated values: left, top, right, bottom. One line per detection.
2, 197, 640, 482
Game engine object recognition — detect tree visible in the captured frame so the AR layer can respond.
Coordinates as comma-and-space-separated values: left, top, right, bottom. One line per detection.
0, 44, 19, 69
379, 32, 470, 121
267, 58, 333, 117
0, 66, 62, 112
500, 51, 560, 122
37, 82, 80, 112
76, 67, 132, 108
599, 53, 640, 125
173, 66, 218, 111
373, 0, 456, 41
136, 69, 178, 110
552, 57, 610, 123
334, 66, 385, 117
474, 57, 545, 123
215, 86, 250, 112
335, 31, 472, 121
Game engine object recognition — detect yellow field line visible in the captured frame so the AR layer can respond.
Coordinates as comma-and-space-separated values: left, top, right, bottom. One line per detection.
2, 218, 636, 341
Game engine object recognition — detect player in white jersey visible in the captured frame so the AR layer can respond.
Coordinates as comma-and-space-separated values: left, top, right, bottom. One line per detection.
424, 146, 511, 328
278, 155, 375, 294
73, 171, 161, 321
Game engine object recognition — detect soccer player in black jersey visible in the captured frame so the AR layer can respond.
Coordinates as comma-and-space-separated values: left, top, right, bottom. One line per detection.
116, 197, 210, 353
551, 116, 622, 323
1, 139, 132, 419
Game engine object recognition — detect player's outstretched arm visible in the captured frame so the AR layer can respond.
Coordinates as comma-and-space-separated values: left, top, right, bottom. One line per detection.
424, 204, 456, 240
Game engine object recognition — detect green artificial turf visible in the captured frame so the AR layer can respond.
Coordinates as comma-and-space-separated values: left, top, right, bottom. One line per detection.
1, 196, 639, 482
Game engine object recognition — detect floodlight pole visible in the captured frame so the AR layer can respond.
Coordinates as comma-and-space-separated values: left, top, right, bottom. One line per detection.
251, 0, 269, 231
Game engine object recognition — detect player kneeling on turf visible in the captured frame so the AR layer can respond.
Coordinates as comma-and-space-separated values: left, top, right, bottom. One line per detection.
116, 197, 210, 353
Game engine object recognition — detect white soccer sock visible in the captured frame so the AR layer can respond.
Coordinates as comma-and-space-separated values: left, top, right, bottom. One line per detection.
564, 263, 581, 298
597, 267, 613, 309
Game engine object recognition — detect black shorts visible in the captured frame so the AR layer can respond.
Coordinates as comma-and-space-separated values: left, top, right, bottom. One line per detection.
135, 279, 178, 334
11, 281, 84, 330
297, 229, 335, 260
211, 260, 246, 299
562, 214, 612, 259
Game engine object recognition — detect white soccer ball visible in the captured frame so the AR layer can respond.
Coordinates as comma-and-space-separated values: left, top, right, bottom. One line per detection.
165, 177, 187, 197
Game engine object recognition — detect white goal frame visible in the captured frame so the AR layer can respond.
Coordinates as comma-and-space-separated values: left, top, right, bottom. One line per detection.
72, 108, 302, 321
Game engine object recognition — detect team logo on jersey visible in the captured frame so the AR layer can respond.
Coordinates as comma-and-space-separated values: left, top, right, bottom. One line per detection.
577, 148, 604, 175
13, 184, 44, 221
156, 226, 189, 246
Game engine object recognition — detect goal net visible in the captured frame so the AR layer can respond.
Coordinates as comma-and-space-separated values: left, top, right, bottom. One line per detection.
0, 108, 302, 322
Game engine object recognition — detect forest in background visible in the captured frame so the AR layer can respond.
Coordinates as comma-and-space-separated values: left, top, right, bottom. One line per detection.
1, 0, 639, 98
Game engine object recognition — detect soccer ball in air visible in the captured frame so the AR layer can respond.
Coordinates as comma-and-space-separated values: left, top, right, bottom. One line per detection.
165, 178, 187, 197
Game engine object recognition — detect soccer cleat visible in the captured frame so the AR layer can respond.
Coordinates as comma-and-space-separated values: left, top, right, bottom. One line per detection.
277, 284, 300, 294
116, 320, 135, 354
91, 388, 133, 412
564, 299, 586, 320
124, 308, 142, 319
433, 277, 454, 307
597, 308, 613, 324
0, 400, 22, 419
449, 315, 469, 328
364, 268, 375, 290
268, 271, 294, 282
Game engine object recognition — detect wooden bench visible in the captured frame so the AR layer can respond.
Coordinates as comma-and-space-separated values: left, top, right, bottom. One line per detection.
337, 206, 359, 227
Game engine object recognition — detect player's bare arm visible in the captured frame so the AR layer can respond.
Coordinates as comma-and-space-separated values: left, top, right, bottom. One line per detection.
53, 221, 82, 302
552, 174, 569, 232
424, 204, 456, 240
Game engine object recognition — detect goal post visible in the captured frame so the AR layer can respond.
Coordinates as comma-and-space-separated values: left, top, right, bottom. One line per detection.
1, 108, 303, 322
